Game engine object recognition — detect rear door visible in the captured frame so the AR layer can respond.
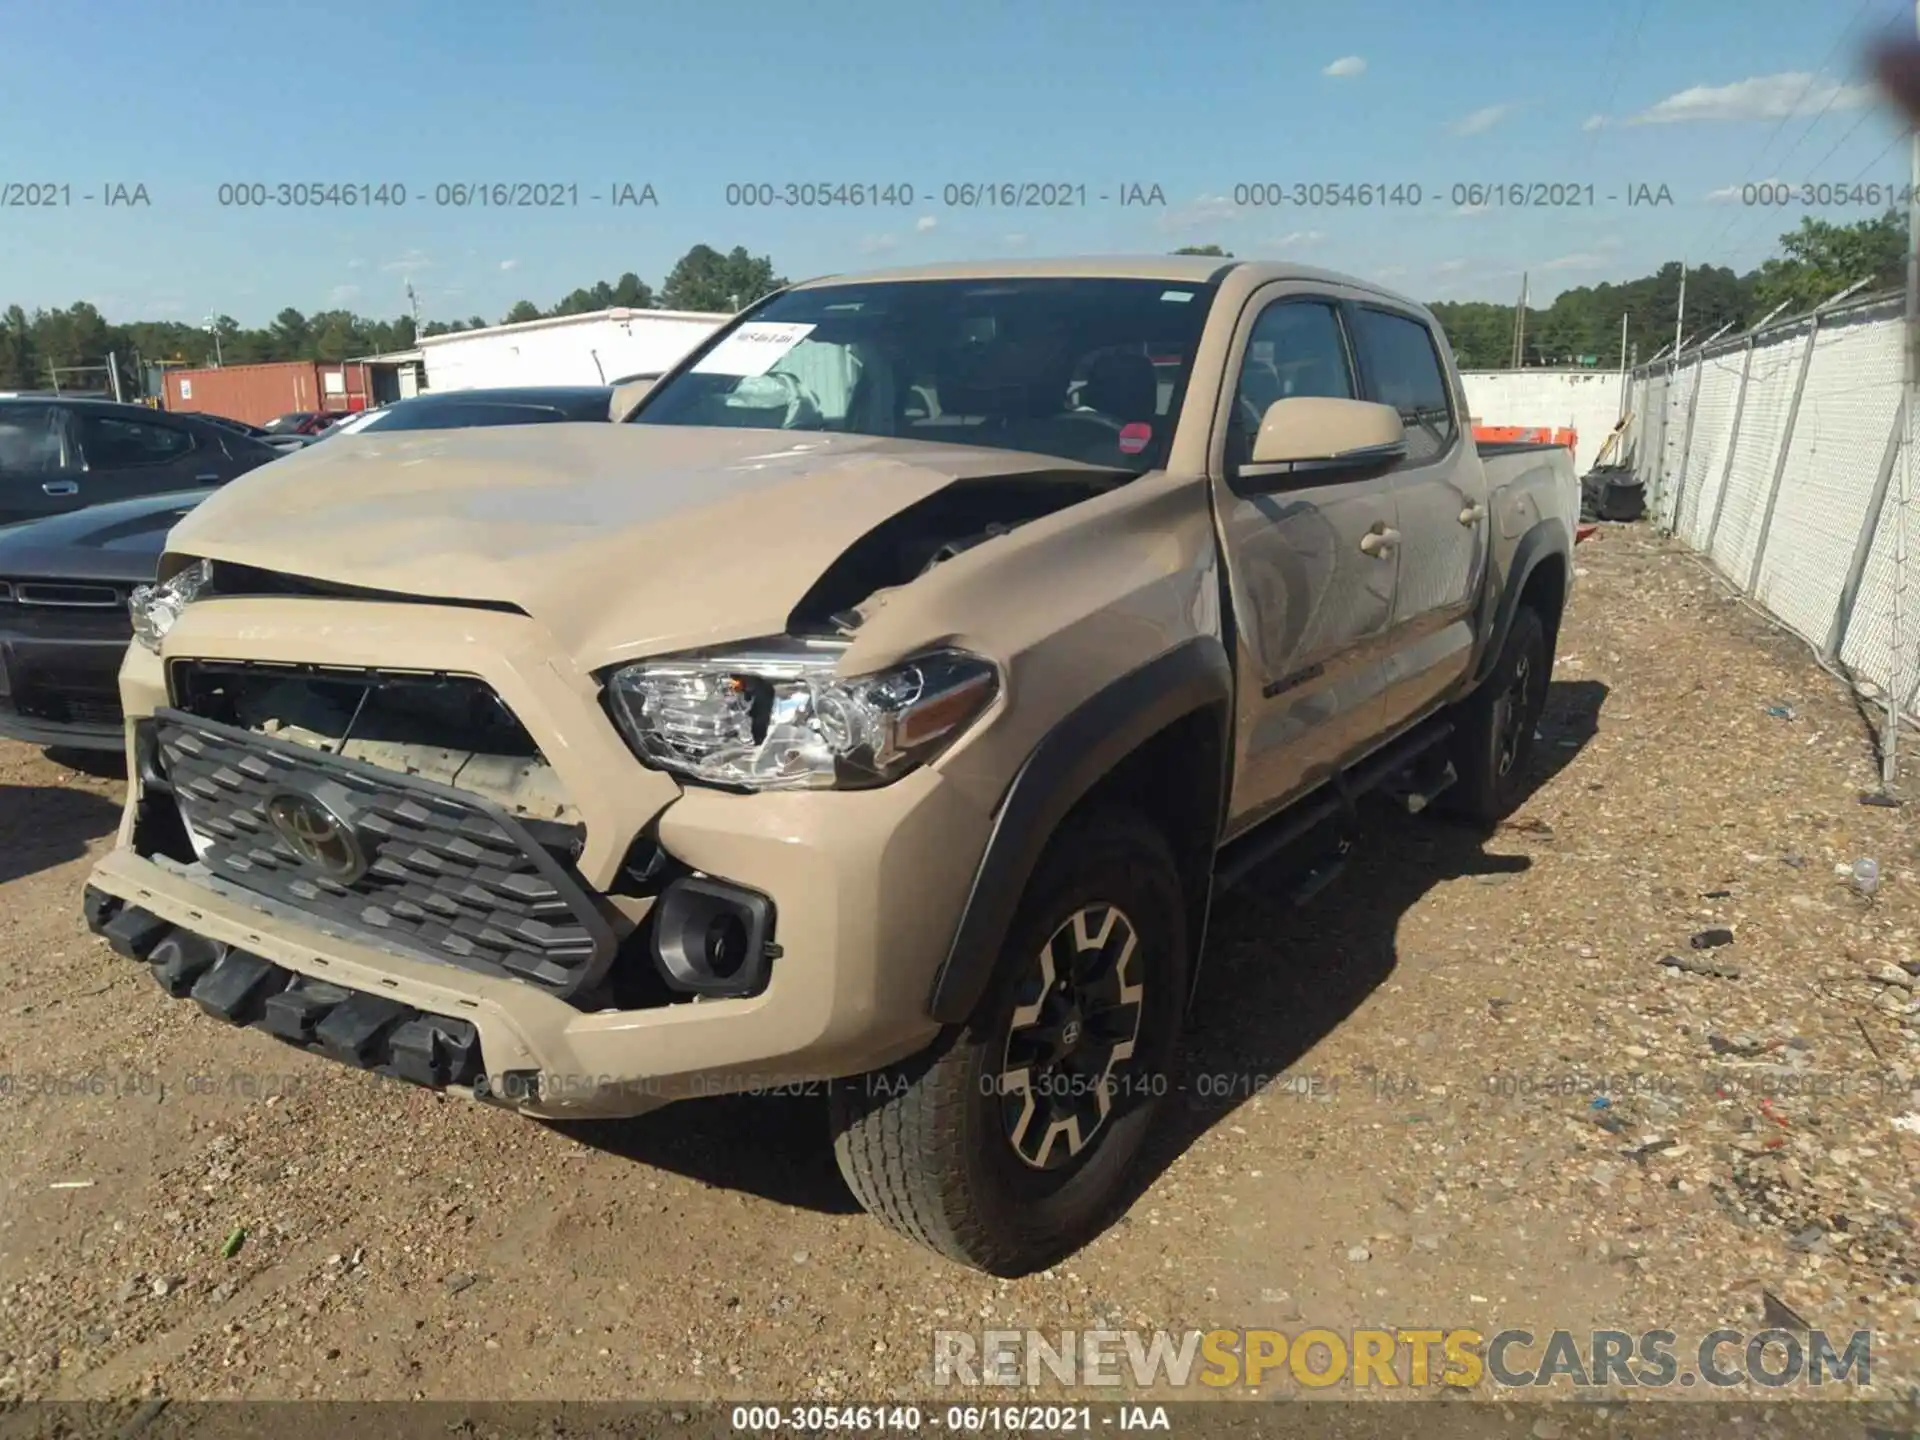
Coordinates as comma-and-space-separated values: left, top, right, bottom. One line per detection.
1345, 304, 1488, 726
0, 404, 84, 523
71, 410, 230, 504
1209, 285, 1401, 831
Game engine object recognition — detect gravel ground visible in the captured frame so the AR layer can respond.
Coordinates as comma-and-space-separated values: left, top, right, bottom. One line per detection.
0, 523, 1915, 1407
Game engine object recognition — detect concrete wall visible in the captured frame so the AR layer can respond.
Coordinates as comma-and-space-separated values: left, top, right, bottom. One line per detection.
1460, 369, 1626, 474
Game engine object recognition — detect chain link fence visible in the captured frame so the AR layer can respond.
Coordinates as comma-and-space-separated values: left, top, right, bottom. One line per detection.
1626, 292, 1920, 724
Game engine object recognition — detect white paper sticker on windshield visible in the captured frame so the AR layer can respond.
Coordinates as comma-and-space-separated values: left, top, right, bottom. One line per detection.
692, 322, 817, 376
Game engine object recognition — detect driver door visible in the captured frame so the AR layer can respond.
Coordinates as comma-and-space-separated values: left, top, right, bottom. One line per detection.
1209, 287, 1401, 833
0, 404, 84, 524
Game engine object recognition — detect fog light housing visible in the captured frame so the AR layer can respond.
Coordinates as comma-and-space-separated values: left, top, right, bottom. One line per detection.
650, 876, 778, 997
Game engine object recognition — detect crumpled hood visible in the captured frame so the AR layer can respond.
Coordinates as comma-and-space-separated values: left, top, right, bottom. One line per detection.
166, 424, 1110, 666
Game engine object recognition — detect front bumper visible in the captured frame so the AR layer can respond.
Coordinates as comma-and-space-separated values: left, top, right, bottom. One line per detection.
0, 630, 128, 751
89, 599, 993, 1117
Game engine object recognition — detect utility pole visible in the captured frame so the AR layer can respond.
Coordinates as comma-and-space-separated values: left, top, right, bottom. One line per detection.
204, 315, 223, 367
1618, 312, 1629, 375
1673, 259, 1687, 355
1510, 272, 1528, 368
406, 281, 422, 338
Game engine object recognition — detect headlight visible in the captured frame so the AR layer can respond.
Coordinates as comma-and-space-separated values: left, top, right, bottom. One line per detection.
603, 641, 998, 790
129, 559, 212, 653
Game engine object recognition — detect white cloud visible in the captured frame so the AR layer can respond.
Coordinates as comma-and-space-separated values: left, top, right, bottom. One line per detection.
1323, 55, 1366, 78
856, 233, 900, 255
1581, 114, 1608, 132
1002, 233, 1029, 249
1451, 202, 1490, 217
915, 215, 938, 232
346, 257, 367, 270
1156, 193, 1241, 234
1540, 252, 1605, 272
1449, 103, 1518, 136
499, 258, 520, 271
1705, 176, 1783, 203
329, 284, 361, 303
1274, 229, 1327, 247
380, 249, 432, 276
1629, 72, 1874, 124
1433, 259, 1469, 274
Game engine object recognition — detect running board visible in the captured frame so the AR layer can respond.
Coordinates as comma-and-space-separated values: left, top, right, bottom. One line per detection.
1213, 719, 1454, 893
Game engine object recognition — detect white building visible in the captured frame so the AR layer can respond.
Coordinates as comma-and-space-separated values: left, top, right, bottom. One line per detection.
418, 308, 730, 392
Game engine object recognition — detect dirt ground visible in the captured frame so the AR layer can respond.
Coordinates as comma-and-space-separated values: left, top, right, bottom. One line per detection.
0, 524, 1915, 1407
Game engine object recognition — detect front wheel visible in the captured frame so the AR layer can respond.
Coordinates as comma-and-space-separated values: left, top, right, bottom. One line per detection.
829, 808, 1187, 1276
1444, 603, 1551, 825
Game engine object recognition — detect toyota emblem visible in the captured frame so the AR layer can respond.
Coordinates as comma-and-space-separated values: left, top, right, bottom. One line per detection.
264, 789, 369, 883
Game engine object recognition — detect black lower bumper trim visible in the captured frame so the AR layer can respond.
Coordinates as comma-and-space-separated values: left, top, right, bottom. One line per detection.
90, 902, 487, 1095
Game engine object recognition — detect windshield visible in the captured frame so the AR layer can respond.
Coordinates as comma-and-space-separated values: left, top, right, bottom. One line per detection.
632, 277, 1216, 470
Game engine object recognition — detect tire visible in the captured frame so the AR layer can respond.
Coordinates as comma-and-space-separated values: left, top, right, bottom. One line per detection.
829, 808, 1187, 1276
1444, 603, 1551, 826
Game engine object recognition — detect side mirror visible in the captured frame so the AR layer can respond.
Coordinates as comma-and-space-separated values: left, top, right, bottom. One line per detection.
1249, 396, 1406, 469
609, 377, 655, 422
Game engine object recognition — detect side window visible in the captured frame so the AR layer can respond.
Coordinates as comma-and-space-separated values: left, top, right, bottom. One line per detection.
1349, 307, 1456, 465
79, 415, 196, 468
0, 406, 70, 476
1229, 300, 1354, 466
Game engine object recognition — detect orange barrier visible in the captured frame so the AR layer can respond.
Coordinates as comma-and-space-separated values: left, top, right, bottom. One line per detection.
1472, 424, 1577, 451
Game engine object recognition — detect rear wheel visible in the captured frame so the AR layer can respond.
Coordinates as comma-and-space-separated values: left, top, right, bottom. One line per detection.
829, 809, 1186, 1276
1444, 603, 1551, 825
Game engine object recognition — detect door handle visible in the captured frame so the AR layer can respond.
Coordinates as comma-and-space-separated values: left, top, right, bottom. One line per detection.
1359, 527, 1401, 556
41, 480, 78, 496
1459, 502, 1487, 525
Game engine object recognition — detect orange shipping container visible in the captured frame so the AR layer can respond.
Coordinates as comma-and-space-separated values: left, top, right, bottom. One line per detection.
164, 361, 372, 427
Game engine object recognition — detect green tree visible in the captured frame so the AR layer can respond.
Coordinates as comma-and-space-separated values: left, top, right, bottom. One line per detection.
1753, 210, 1905, 315
660, 245, 785, 313
271, 307, 312, 359
503, 300, 543, 324
0, 304, 37, 388
1172, 244, 1233, 257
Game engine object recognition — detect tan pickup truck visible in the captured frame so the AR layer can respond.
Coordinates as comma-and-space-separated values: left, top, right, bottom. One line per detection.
84, 257, 1577, 1275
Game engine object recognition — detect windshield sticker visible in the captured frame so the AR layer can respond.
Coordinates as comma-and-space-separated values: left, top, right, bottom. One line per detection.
1160, 290, 1196, 302
1118, 422, 1152, 454
692, 322, 818, 377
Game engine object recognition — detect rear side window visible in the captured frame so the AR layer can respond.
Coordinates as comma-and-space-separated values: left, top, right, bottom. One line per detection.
1349, 307, 1456, 464
0, 406, 70, 475
80, 415, 195, 467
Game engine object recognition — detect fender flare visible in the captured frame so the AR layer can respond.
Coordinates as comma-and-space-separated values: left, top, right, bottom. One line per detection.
1472, 517, 1571, 688
926, 637, 1233, 1024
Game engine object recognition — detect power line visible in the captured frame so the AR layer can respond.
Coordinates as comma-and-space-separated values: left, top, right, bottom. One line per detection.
1683, 0, 1879, 263
1579, 0, 1649, 169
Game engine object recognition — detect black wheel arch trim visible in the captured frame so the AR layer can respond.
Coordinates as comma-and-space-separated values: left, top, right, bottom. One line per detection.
926, 637, 1232, 1025
1472, 517, 1571, 689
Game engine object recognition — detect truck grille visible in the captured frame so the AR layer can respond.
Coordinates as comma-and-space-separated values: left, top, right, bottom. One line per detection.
151, 707, 614, 999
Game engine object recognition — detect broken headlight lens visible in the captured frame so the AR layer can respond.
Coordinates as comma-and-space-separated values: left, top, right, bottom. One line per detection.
603, 642, 998, 790
129, 559, 213, 654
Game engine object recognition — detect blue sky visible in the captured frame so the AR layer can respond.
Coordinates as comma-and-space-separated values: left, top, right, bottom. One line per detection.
2, 0, 1910, 325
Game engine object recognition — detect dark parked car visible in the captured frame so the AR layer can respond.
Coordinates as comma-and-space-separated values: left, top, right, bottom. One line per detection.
0, 488, 213, 750
0, 386, 616, 753
260, 411, 336, 436
0, 398, 280, 527
316, 385, 615, 434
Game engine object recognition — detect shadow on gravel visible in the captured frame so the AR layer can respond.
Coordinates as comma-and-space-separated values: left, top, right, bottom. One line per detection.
1123, 677, 1611, 1215
562, 679, 1609, 1225
554, 1092, 863, 1214
44, 747, 129, 780
0, 783, 123, 886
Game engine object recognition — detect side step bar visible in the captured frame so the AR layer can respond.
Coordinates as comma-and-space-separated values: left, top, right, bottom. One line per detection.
1213, 719, 1454, 893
